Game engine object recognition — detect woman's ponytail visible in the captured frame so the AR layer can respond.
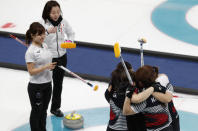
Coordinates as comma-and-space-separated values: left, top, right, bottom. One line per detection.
25, 29, 32, 45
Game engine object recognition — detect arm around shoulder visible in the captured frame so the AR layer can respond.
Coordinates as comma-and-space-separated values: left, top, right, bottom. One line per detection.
123, 97, 136, 115
152, 91, 173, 103
131, 87, 154, 103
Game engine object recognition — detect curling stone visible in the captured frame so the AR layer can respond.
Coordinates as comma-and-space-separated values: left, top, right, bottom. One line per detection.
63, 111, 84, 129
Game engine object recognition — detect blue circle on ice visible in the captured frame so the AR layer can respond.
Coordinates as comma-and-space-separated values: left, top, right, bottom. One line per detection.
13, 107, 198, 131
13, 107, 108, 131
151, 0, 198, 46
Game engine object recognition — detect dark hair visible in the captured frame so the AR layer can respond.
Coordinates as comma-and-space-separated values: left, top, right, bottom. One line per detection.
134, 65, 158, 89
25, 22, 45, 44
42, 0, 61, 22
111, 61, 134, 92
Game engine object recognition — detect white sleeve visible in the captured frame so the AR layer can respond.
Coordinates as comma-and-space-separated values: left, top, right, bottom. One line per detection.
39, 19, 46, 28
166, 83, 174, 94
156, 74, 169, 87
62, 19, 75, 41
156, 74, 174, 94
25, 49, 35, 63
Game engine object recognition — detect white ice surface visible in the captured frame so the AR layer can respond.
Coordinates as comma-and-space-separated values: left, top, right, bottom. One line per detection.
186, 5, 198, 30
0, 0, 198, 56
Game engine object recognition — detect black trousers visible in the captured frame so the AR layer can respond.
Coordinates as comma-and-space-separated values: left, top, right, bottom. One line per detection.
51, 54, 67, 111
28, 82, 52, 131
126, 113, 146, 131
172, 116, 180, 131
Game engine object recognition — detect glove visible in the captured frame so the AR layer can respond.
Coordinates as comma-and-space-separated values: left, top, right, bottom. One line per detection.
126, 86, 135, 99
152, 82, 166, 94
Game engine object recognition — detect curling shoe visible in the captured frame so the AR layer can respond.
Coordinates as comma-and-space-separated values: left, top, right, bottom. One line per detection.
51, 109, 64, 117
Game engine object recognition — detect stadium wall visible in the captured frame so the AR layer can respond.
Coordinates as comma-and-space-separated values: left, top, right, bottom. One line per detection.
0, 31, 198, 95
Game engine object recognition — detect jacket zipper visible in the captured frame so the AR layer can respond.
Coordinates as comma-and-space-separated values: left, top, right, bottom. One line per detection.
56, 31, 60, 57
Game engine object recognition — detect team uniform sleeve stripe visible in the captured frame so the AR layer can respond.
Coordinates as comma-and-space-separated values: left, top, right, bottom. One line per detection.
130, 101, 147, 113
166, 83, 174, 94
130, 105, 139, 113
